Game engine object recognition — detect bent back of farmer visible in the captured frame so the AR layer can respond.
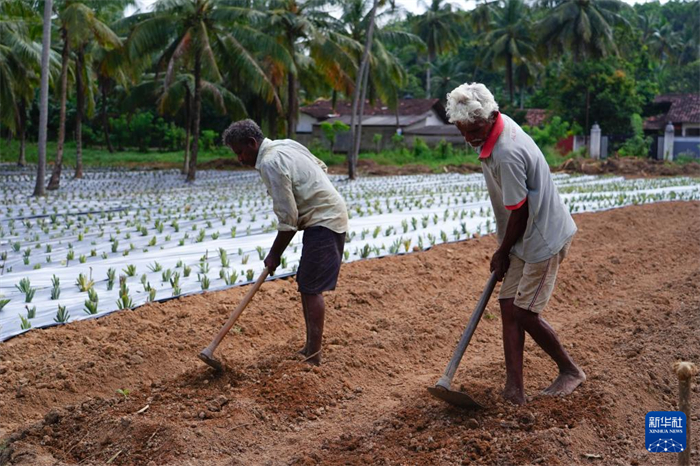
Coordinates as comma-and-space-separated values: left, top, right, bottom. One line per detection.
223, 119, 348, 365
447, 83, 585, 405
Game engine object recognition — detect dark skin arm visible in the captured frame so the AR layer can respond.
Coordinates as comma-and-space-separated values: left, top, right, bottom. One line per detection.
264, 230, 296, 274
491, 199, 529, 281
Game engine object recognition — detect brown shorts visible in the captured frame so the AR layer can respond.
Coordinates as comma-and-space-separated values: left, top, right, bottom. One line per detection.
498, 240, 572, 313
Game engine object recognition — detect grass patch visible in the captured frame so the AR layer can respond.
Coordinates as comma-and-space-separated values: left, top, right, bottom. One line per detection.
0, 140, 231, 169
1, 139, 582, 171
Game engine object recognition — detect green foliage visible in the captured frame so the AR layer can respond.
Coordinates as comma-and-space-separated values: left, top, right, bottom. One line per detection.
162, 123, 186, 151
618, 114, 652, 157
130, 111, 153, 152
109, 115, 130, 151
412, 137, 431, 158
54, 305, 70, 323
435, 139, 454, 160
522, 116, 579, 148
19, 314, 31, 330
200, 130, 218, 151
391, 132, 405, 148
539, 58, 644, 134
320, 121, 350, 151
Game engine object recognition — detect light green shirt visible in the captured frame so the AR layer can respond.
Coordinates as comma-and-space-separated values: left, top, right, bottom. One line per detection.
255, 138, 348, 234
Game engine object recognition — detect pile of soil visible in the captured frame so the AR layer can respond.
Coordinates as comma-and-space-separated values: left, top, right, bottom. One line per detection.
1, 202, 698, 466
557, 157, 700, 177
328, 157, 700, 177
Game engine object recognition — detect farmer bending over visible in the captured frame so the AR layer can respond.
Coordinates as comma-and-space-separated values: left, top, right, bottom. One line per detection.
446, 83, 585, 404
223, 119, 348, 365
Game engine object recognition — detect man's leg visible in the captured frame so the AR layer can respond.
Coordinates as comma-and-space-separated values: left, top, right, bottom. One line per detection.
300, 292, 325, 365
515, 306, 586, 395
500, 298, 527, 404
299, 294, 311, 356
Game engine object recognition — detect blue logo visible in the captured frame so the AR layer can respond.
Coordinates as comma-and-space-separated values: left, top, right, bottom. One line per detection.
646, 411, 687, 453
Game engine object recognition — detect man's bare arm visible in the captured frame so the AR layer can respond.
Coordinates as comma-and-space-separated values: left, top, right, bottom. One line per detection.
491, 199, 529, 281
264, 230, 296, 273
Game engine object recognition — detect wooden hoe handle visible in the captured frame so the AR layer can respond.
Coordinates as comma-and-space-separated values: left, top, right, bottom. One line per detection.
436, 272, 498, 390
200, 267, 270, 360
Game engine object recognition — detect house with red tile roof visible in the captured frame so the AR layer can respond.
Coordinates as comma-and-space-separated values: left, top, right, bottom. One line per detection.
297, 98, 455, 151
644, 94, 700, 137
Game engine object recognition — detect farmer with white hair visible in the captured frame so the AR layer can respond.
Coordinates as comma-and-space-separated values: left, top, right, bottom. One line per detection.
446, 83, 585, 404
223, 119, 348, 365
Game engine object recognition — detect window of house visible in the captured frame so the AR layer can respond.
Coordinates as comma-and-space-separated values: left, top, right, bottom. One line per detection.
685, 128, 700, 137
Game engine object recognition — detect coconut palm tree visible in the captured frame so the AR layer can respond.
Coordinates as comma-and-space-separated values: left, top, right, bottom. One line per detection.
34, 0, 54, 197
429, 55, 468, 103
341, 0, 422, 179
0, 0, 47, 167
260, 0, 361, 138
649, 22, 682, 64
128, 0, 288, 182
412, 0, 462, 97
482, 0, 536, 104
47, 0, 121, 189
538, 0, 628, 63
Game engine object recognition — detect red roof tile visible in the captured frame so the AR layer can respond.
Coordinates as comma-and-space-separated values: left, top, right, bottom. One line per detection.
646, 93, 700, 126
524, 109, 550, 127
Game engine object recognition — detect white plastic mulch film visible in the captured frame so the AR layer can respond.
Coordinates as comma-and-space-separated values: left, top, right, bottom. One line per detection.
1, 168, 699, 341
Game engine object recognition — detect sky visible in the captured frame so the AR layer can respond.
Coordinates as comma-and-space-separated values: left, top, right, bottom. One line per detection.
125, 0, 669, 18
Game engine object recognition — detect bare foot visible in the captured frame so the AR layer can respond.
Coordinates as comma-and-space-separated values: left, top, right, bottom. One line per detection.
297, 346, 310, 357
542, 367, 586, 396
304, 352, 321, 366
502, 384, 527, 405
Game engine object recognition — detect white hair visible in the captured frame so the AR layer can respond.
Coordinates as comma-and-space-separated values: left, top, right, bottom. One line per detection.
446, 83, 499, 124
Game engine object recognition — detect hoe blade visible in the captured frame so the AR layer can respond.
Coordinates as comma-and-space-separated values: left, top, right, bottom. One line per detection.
427, 385, 482, 409
198, 352, 223, 372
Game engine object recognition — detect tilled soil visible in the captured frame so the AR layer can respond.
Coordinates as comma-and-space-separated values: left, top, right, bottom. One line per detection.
1, 202, 699, 466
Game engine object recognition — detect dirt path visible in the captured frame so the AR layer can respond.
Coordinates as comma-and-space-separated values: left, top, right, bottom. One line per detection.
1, 202, 699, 466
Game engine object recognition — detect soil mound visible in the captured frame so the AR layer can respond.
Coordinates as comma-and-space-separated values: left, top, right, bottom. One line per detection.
1, 202, 699, 466
557, 156, 700, 177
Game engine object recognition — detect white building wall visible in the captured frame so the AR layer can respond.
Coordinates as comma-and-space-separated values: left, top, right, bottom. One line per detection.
297, 113, 317, 133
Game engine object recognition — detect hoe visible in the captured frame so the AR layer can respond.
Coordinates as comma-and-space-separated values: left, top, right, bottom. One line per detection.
428, 272, 497, 408
198, 268, 270, 371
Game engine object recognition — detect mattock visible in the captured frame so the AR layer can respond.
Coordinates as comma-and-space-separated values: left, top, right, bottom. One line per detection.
198, 268, 269, 371
428, 272, 497, 408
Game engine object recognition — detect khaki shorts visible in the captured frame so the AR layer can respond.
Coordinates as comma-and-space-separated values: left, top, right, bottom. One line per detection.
498, 240, 572, 314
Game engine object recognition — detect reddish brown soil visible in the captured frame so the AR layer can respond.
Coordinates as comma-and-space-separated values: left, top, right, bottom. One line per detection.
556, 157, 700, 177
1, 202, 699, 466
327, 157, 700, 177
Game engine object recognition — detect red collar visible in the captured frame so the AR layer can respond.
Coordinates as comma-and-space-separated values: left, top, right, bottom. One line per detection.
479, 112, 504, 159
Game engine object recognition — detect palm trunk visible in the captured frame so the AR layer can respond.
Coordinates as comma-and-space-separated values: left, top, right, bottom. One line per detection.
286, 29, 297, 139
268, 105, 278, 139
426, 49, 435, 98
74, 46, 84, 179
186, 54, 202, 183
352, 62, 371, 168
286, 67, 298, 139
506, 53, 514, 104
17, 100, 26, 167
426, 65, 431, 98
519, 86, 524, 110
349, 0, 378, 180
33, 0, 52, 197
47, 27, 69, 191
182, 87, 191, 174
101, 78, 115, 153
